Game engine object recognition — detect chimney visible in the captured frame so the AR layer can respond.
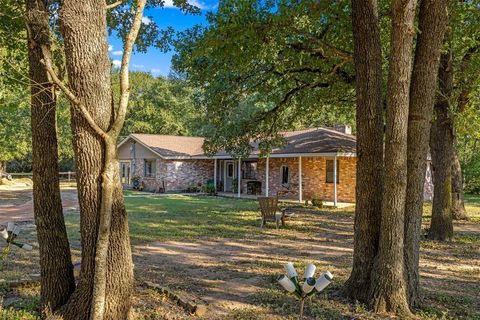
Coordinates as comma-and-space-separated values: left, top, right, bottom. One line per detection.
332, 124, 352, 135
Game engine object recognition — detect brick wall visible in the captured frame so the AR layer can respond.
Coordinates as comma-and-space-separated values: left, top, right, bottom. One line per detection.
131, 158, 214, 192
302, 156, 356, 203
164, 160, 214, 191
253, 156, 357, 203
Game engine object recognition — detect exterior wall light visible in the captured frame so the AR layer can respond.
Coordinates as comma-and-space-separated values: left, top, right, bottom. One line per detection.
277, 262, 333, 319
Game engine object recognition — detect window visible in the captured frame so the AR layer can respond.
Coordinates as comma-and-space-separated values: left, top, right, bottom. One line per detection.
242, 161, 257, 179
144, 159, 156, 178
227, 163, 234, 178
281, 165, 289, 186
326, 159, 340, 183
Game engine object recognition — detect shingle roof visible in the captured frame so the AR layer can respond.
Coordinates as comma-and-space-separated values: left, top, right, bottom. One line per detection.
264, 127, 356, 155
121, 127, 356, 159
129, 134, 206, 158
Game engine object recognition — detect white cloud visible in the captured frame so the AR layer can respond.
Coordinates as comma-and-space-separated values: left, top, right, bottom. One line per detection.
141, 16, 152, 25
162, 0, 211, 10
108, 45, 113, 52
151, 68, 162, 74
132, 64, 145, 69
112, 59, 121, 68
112, 50, 123, 56
189, 0, 209, 9
162, 0, 175, 7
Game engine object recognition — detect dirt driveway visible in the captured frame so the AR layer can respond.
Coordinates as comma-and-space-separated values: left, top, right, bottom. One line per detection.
132, 209, 480, 319
0, 184, 78, 224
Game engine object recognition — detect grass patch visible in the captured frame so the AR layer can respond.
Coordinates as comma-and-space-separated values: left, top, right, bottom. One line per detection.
3, 190, 479, 319
65, 193, 262, 244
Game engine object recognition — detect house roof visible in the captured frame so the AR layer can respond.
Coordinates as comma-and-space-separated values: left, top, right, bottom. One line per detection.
118, 127, 356, 160
122, 133, 207, 158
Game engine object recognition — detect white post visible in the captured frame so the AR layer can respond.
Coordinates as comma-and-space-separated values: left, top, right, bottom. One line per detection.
68, 171, 71, 182
333, 155, 337, 206
298, 156, 302, 203
214, 159, 217, 192
265, 155, 270, 197
223, 161, 226, 192
237, 158, 241, 198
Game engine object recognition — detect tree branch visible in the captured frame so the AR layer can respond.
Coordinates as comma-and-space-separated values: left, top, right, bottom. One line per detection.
456, 38, 480, 112
108, 0, 147, 137
255, 80, 330, 123
106, 0, 123, 9
40, 45, 108, 139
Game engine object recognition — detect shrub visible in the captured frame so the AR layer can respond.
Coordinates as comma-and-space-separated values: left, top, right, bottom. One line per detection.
311, 194, 323, 208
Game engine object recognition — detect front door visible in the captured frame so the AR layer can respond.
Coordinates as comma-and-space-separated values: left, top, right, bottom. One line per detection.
120, 161, 131, 186
224, 161, 235, 192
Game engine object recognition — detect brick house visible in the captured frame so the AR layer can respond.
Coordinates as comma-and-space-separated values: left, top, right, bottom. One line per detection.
117, 126, 433, 204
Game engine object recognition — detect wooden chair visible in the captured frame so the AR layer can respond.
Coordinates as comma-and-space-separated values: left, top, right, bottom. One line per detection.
258, 197, 285, 229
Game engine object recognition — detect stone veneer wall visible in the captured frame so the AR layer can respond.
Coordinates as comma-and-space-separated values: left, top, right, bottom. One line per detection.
131, 158, 214, 192
254, 156, 357, 203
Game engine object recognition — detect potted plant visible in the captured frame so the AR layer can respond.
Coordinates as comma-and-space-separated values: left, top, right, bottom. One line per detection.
206, 183, 216, 195
311, 194, 323, 208
131, 176, 141, 190
232, 178, 238, 193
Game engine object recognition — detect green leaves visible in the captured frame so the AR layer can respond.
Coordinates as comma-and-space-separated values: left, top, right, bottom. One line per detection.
173, 0, 355, 157
116, 72, 201, 138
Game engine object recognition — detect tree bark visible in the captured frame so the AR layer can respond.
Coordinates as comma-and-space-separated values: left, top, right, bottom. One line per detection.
429, 52, 454, 241
55, 1, 134, 318
25, 0, 76, 312
344, 0, 383, 304
404, 0, 447, 307
369, 0, 417, 314
451, 147, 468, 220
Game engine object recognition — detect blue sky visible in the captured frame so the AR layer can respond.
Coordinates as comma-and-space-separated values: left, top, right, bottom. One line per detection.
108, 0, 218, 77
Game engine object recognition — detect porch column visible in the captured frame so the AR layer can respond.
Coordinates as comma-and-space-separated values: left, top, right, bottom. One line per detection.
333, 155, 338, 206
223, 160, 226, 192
298, 156, 302, 202
265, 155, 270, 196
214, 158, 217, 192
237, 158, 241, 198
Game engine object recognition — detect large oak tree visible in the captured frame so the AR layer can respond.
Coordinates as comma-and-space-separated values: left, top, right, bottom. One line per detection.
25, 0, 76, 312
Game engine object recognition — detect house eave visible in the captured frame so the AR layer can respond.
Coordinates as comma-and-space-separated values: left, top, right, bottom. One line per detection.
117, 135, 167, 159
118, 135, 356, 160
167, 152, 356, 160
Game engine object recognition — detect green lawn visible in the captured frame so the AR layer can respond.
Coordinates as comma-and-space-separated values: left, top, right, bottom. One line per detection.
65, 192, 263, 244
3, 192, 479, 319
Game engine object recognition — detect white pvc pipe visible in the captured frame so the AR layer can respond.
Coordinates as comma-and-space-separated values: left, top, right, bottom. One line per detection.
284, 262, 298, 278
303, 263, 316, 279
315, 271, 333, 292
302, 278, 316, 294
0, 228, 8, 240
278, 275, 296, 293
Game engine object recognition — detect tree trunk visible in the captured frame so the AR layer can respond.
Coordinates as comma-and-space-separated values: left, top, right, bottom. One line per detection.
429, 52, 455, 240
452, 147, 468, 220
25, 0, 75, 312
404, 0, 447, 307
429, 52, 454, 241
344, 0, 384, 304
369, 0, 417, 314
56, 1, 134, 318
0, 161, 5, 175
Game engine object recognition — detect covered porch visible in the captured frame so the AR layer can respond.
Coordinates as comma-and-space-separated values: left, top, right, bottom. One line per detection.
216, 191, 354, 208
212, 153, 356, 206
